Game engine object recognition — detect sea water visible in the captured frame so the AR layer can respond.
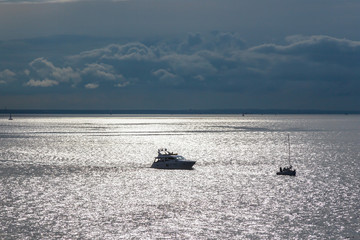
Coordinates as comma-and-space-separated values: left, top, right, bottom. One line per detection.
0, 114, 359, 239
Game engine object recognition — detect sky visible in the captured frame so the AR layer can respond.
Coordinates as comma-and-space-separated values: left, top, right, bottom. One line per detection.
0, 0, 360, 111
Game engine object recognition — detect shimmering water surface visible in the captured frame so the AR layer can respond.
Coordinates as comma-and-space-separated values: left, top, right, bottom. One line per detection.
1, 114, 359, 239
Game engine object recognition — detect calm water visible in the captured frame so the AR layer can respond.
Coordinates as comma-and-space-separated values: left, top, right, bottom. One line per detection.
1, 114, 359, 239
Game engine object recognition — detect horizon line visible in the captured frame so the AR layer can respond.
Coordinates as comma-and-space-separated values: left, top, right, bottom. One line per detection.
1, 109, 359, 115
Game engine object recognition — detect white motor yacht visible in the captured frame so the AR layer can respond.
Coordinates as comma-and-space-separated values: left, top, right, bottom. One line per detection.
151, 148, 196, 169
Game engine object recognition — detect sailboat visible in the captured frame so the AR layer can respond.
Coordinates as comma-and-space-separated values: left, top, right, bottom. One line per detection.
8, 113, 13, 120
277, 134, 296, 176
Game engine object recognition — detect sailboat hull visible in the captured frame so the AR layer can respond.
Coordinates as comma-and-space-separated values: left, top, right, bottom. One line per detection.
277, 134, 296, 176
276, 170, 296, 176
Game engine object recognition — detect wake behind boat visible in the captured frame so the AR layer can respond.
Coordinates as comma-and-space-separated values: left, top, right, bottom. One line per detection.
151, 148, 196, 169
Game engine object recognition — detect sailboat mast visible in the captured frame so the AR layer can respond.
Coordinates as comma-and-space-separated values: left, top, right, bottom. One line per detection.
288, 134, 291, 166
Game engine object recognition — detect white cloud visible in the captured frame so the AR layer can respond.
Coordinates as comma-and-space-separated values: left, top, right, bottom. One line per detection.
81, 63, 122, 81
81, 63, 129, 88
152, 69, 182, 85
85, 83, 99, 89
72, 42, 156, 61
250, 35, 360, 55
115, 81, 129, 87
152, 69, 175, 79
29, 57, 81, 85
0, 69, 16, 84
194, 74, 205, 81
25, 78, 59, 87
162, 53, 217, 78
25, 56, 132, 89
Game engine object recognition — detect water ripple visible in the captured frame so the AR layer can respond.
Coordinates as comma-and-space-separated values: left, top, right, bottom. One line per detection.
1, 115, 359, 239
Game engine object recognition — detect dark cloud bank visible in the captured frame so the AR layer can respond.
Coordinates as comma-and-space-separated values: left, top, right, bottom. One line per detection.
1, 33, 360, 111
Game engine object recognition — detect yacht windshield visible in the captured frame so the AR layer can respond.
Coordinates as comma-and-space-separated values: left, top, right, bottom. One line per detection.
176, 156, 185, 160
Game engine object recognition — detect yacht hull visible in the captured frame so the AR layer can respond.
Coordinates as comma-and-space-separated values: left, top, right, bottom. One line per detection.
151, 161, 195, 170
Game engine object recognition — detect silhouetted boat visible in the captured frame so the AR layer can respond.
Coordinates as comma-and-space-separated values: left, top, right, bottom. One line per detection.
151, 148, 196, 169
8, 113, 13, 120
277, 134, 296, 176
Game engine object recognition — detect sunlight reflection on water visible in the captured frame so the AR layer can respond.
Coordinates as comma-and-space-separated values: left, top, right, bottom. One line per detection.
1, 115, 359, 239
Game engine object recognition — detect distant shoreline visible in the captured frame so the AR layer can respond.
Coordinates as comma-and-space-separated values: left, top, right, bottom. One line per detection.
1, 109, 359, 115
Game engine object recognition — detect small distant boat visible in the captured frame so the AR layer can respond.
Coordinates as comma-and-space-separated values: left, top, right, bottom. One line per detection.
277, 134, 296, 176
277, 165, 296, 176
8, 113, 13, 120
151, 148, 196, 169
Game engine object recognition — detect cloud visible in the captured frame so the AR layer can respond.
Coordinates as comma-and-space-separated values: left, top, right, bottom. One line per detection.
68, 42, 217, 90
178, 33, 203, 52
71, 42, 156, 62
81, 63, 122, 81
162, 53, 217, 79
214, 32, 246, 50
81, 63, 130, 88
152, 69, 182, 85
114, 81, 129, 87
193, 74, 205, 81
3, 33, 360, 110
84, 83, 99, 89
32, 34, 359, 97
255, 35, 360, 69
29, 57, 81, 85
249, 35, 360, 66
1, 0, 360, 46
0, 69, 16, 84
25, 78, 59, 87
24, 56, 131, 88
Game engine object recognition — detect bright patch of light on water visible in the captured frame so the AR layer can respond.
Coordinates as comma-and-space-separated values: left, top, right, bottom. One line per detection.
1, 114, 359, 239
